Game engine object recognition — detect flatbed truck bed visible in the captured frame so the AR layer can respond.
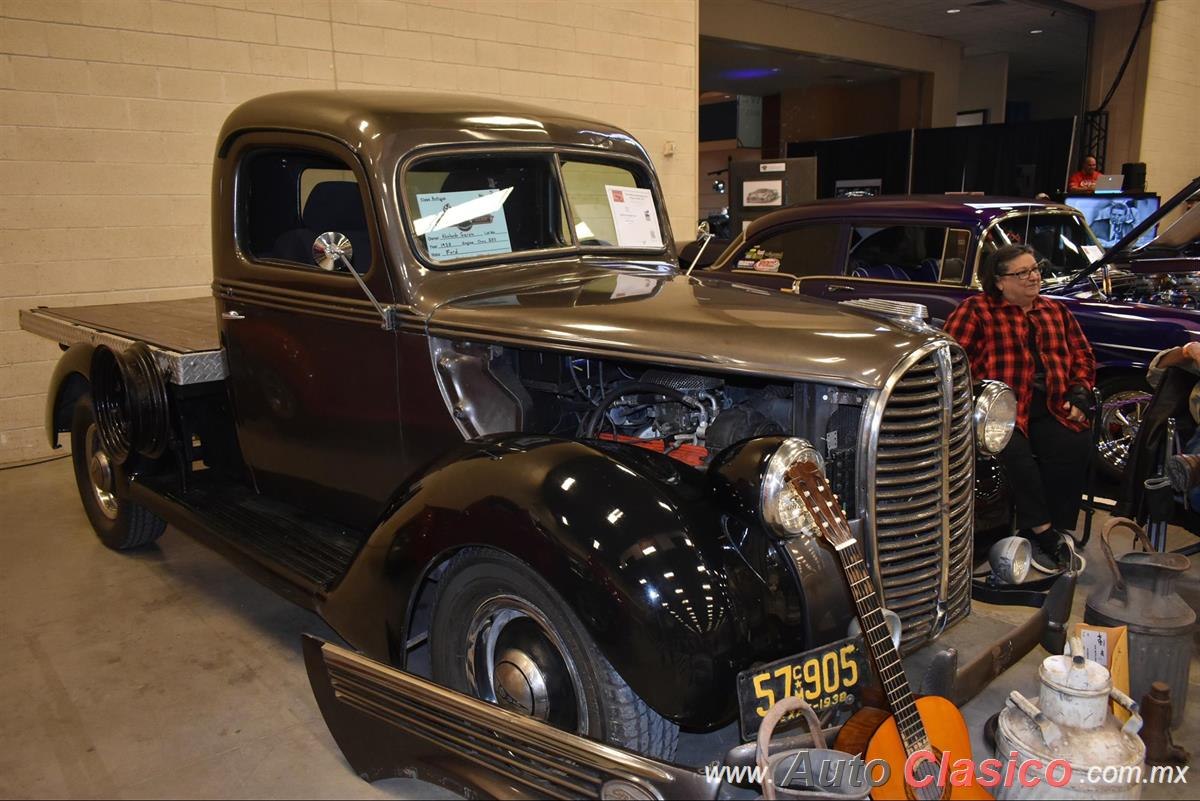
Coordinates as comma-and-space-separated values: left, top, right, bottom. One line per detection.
19, 296, 226, 384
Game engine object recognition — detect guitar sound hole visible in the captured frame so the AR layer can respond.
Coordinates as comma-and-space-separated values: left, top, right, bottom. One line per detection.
905, 746, 949, 801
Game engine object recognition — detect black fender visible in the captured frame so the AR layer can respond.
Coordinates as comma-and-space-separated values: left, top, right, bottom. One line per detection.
321, 434, 843, 729
44, 343, 95, 448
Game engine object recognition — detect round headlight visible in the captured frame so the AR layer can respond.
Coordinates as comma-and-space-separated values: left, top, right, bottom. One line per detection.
974, 381, 1016, 455
761, 438, 825, 536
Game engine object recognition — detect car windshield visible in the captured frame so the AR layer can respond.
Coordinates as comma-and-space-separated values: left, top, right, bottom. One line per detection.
981, 211, 1103, 280
400, 153, 666, 267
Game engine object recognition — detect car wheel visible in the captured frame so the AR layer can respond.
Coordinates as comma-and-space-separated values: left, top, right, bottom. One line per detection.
429, 548, 678, 760
70, 393, 167, 550
1095, 374, 1153, 480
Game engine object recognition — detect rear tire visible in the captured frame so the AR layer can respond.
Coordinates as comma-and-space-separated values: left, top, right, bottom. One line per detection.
429, 548, 678, 760
70, 393, 166, 550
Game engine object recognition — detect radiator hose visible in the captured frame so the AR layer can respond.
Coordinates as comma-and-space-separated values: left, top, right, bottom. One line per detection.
90, 343, 169, 464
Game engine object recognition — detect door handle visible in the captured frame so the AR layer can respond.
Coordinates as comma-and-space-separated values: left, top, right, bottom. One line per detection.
826, 284, 856, 293
222, 310, 245, 321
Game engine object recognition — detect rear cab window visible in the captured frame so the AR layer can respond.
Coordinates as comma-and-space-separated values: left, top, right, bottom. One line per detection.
399, 152, 666, 268
846, 223, 970, 284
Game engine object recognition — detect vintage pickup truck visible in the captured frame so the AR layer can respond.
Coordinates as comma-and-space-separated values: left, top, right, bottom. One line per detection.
21, 92, 1043, 796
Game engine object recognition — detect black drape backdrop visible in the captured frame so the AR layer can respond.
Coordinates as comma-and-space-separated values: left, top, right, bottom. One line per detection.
787, 118, 1076, 199
787, 130, 911, 198
911, 118, 1075, 197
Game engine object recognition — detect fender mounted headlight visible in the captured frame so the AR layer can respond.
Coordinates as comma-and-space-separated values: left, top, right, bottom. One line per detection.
974, 381, 1017, 455
761, 438, 825, 537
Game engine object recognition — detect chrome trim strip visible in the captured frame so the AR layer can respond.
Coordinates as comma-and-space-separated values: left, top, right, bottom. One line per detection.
1090, 341, 1166, 355
215, 278, 423, 332
933, 345, 954, 634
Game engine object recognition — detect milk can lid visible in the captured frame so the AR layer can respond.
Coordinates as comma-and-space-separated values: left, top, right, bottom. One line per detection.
1040, 653, 1111, 695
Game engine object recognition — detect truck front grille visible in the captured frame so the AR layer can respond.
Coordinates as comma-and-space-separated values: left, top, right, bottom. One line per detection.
869, 344, 974, 653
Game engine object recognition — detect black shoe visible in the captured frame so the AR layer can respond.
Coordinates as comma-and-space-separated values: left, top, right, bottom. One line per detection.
1168, 454, 1200, 493
1024, 529, 1068, 574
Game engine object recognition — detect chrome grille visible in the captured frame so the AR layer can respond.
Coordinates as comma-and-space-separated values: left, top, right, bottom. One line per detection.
869, 344, 974, 653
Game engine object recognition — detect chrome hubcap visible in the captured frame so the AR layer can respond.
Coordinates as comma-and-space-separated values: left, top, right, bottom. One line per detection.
85, 423, 119, 519
464, 596, 588, 733
1097, 391, 1151, 473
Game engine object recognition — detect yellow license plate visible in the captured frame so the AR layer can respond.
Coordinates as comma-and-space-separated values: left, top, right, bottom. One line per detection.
735, 635, 867, 740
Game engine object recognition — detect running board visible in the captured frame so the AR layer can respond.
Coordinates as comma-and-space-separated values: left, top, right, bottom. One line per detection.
130, 472, 364, 604
302, 636, 720, 800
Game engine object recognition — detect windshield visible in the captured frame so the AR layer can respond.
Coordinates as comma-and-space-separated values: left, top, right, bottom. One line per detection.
981, 211, 1103, 280
401, 152, 665, 267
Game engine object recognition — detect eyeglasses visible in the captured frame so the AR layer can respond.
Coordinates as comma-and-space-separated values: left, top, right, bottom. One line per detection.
998, 267, 1040, 282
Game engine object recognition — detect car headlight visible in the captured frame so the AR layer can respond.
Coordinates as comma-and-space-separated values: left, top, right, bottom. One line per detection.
974, 381, 1016, 455
761, 438, 825, 536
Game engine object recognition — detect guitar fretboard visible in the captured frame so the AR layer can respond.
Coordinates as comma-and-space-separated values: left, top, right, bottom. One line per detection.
834, 538, 931, 756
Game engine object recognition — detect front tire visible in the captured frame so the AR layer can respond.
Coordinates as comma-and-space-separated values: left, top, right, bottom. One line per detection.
429, 548, 678, 759
70, 393, 166, 550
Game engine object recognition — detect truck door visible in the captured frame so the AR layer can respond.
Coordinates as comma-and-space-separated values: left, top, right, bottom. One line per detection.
214, 133, 402, 530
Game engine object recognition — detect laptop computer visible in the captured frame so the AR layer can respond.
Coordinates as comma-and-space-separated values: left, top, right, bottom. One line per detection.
1094, 174, 1125, 193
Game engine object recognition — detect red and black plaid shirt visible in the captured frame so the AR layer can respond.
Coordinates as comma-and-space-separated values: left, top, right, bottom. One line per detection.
945, 293, 1095, 434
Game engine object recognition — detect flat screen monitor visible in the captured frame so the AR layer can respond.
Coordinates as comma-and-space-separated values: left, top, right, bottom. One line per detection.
1064, 194, 1159, 249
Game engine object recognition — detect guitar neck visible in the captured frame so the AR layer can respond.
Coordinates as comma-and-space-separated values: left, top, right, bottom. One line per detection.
834, 539, 930, 755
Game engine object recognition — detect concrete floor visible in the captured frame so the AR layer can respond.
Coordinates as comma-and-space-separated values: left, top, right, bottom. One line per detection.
2, 456, 1197, 799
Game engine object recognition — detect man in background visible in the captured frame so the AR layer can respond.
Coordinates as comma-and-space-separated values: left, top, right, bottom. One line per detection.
1069, 155, 1100, 191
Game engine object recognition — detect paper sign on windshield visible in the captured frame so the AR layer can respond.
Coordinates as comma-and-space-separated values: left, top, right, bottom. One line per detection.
605, 185, 662, 248
415, 189, 513, 260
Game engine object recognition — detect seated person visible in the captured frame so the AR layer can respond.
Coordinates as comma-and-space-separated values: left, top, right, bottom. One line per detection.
945, 245, 1096, 572
1147, 342, 1200, 504
1068, 155, 1100, 192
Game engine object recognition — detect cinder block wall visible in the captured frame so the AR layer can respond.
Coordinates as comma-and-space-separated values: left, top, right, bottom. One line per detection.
0, 0, 699, 464
1137, 0, 1200, 217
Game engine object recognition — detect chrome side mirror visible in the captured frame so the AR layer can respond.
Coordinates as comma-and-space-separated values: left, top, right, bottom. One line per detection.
312, 231, 353, 272
311, 232, 394, 331
685, 221, 715, 277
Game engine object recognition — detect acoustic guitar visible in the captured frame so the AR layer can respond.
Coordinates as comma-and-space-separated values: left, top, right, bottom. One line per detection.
789, 460, 991, 801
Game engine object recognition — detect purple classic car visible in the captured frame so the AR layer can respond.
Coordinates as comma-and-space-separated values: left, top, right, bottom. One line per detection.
700, 184, 1200, 478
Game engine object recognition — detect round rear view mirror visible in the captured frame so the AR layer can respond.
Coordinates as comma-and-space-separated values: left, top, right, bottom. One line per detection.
312, 231, 353, 271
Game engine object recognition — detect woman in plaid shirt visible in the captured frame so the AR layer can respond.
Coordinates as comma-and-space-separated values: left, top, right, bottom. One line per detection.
945, 244, 1095, 572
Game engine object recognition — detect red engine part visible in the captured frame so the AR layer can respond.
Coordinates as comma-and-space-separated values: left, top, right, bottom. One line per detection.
597, 433, 710, 467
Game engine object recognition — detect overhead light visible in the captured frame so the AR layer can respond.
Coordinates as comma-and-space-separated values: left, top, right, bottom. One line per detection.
946, 7, 961, 12
1030, 29, 1043, 34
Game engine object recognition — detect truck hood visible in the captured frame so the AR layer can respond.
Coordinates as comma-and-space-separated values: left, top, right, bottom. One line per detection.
426, 268, 947, 391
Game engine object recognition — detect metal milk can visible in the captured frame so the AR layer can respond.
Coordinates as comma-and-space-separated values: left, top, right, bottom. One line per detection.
1085, 518, 1195, 726
995, 639, 1145, 800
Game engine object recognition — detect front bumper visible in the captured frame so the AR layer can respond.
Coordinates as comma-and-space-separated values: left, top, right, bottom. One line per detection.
304, 571, 1075, 799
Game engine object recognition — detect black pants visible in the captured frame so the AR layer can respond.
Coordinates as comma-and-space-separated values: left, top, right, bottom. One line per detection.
998, 396, 1092, 531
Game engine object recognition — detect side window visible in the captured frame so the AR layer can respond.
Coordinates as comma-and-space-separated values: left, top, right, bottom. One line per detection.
846, 224, 953, 283
241, 151, 371, 274
940, 229, 971, 285
731, 223, 841, 277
